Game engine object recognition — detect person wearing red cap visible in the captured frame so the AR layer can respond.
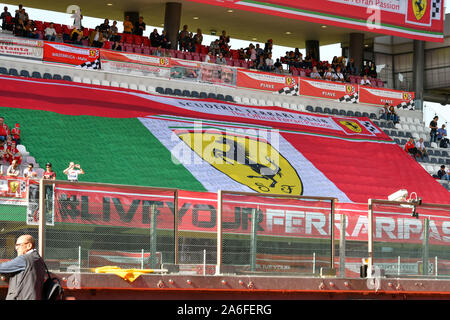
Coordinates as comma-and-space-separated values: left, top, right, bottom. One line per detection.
11, 123, 20, 145
6, 140, 22, 165
0, 117, 9, 141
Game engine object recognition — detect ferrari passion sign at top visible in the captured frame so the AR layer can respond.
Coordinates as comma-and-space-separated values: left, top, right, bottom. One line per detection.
189, 0, 445, 42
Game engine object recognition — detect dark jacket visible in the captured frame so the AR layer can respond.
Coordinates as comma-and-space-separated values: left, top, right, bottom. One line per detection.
0, 249, 46, 300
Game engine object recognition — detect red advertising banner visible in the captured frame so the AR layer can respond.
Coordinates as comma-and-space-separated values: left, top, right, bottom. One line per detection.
299, 77, 358, 102
0, 176, 28, 199
43, 42, 99, 67
187, 0, 445, 42
236, 69, 298, 93
359, 86, 415, 108
100, 49, 170, 68
52, 185, 450, 245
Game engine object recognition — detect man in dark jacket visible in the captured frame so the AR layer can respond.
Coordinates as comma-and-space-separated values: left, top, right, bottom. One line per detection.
0, 234, 46, 300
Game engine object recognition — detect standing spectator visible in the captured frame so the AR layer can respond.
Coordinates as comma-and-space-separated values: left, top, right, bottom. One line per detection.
159, 30, 170, 49
264, 39, 273, 55
63, 162, 85, 182
109, 20, 119, 42
10, 123, 20, 145
1, 6, 12, 31
23, 163, 37, 178
178, 24, 189, 51
44, 22, 57, 41
437, 124, 447, 141
265, 53, 274, 72
134, 16, 145, 36
209, 39, 220, 56
0, 234, 46, 300
346, 57, 356, 75
415, 138, 428, 159
88, 26, 104, 48
429, 116, 439, 143
0, 140, 7, 165
6, 159, 20, 176
99, 19, 110, 39
405, 137, 420, 159
0, 117, 11, 139
149, 28, 160, 47
193, 28, 203, 49
436, 165, 449, 181
42, 163, 56, 180
360, 74, 372, 86
16, 7, 28, 24
123, 16, 133, 34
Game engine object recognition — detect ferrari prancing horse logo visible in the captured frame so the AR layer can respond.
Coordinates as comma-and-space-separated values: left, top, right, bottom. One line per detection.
339, 120, 362, 133
412, 0, 427, 21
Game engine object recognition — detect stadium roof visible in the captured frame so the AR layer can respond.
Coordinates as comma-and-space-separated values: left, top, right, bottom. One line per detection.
9, 0, 383, 48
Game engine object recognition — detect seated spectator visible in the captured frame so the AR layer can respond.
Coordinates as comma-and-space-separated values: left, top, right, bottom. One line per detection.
257, 55, 266, 71
215, 52, 227, 65
429, 116, 439, 143
10, 123, 20, 145
303, 54, 313, 69
360, 74, 372, 86
123, 16, 133, 34
415, 137, 428, 158
204, 51, 212, 63
134, 16, 145, 36
70, 27, 83, 42
404, 137, 420, 159
0, 140, 7, 164
150, 28, 160, 47
23, 163, 37, 178
437, 124, 447, 141
6, 140, 22, 165
333, 66, 345, 82
274, 64, 284, 74
0, 117, 9, 141
209, 39, 220, 56
73, 33, 83, 45
323, 66, 335, 81
440, 136, 449, 148
436, 165, 449, 181
388, 105, 399, 124
1, 6, 12, 31
44, 22, 57, 41
109, 20, 120, 42
265, 53, 275, 72
99, 19, 110, 38
310, 66, 322, 80
380, 102, 390, 119
248, 44, 257, 64
24, 20, 38, 39
6, 159, 20, 177
111, 40, 121, 51
274, 58, 282, 70
88, 26, 104, 48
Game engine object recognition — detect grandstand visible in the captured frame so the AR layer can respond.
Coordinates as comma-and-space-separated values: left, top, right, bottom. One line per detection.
0, 1, 449, 301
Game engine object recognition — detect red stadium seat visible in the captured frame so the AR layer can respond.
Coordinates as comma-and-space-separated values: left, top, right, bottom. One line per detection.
53, 24, 62, 34
176, 51, 185, 59
142, 47, 150, 55
102, 41, 111, 49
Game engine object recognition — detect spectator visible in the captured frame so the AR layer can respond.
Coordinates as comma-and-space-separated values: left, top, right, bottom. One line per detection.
23, 163, 37, 178
14, 4, 23, 20
215, 52, 227, 65
185, 32, 195, 52
134, 16, 145, 36
6, 159, 20, 177
436, 165, 449, 181
209, 39, 220, 56
111, 40, 121, 51
73, 32, 83, 45
153, 45, 163, 57
0, 234, 46, 300
248, 44, 256, 65
99, 19, 110, 38
10, 123, 20, 145
264, 39, 273, 55
334, 66, 345, 82
415, 137, 428, 158
310, 66, 321, 80
257, 55, 266, 71
360, 74, 372, 86
0, 140, 7, 165
6, 140, 22, 165
123, 15, 133, 34
368, 61, 377, 78
380, 103, 390, 120
178, 24, 189, 51
429, 116, 439, 143
0, 117, 9, 141
70, 27, 83, 42
437, 124, 447, 141
404, 137, 420, 159
324, 66, 334, 81
88, 26, 104, 48
265, 53, 274, 72
204, 51, 212, 63
16, 7, 28, 24
44, 22, 57, 41
388, 105, 399, 124
193, 28, 203, 48
274, 58, 282, 70
43, 162, 56, 180
159, 30, 170, 49
1, 7, 12, 31
63, 162, 85, 182
346, 57, 356, 75
149, 28, 160, 47
109, 20, 119, 42
24, 20, 38, 39
14, 17, 25, 37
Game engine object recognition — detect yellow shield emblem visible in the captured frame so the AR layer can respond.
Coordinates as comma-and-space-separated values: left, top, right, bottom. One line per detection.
176, 130, 303, 195
412, 0, 427, 21
339, 120, 362, 133
285, 77, 295, 86
9, 181, 19, 193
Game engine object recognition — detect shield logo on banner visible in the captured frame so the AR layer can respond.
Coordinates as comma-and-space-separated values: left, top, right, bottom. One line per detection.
339, 120, 362, 133
403, 92, 412, 100
176, 130, 303, 195
346, 85, 354, 94
412, 0, 427, 20
89, 49, 97, 57
9, 180, 19, 193
285, 77, 296, 86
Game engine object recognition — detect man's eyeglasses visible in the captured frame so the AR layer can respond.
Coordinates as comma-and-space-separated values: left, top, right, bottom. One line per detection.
15, 242, 29, 248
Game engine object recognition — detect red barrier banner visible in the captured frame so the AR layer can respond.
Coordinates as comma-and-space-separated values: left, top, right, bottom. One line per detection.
236, 69, 298, 93
101, 59, 170, 78
0, 176, 28, 199
52, 185, 450, 245
43, 42, 99, 67
299, 77, 358, 102
100, 49, 170, 68
359, 86, 415, 108
187, 0, 444, 42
